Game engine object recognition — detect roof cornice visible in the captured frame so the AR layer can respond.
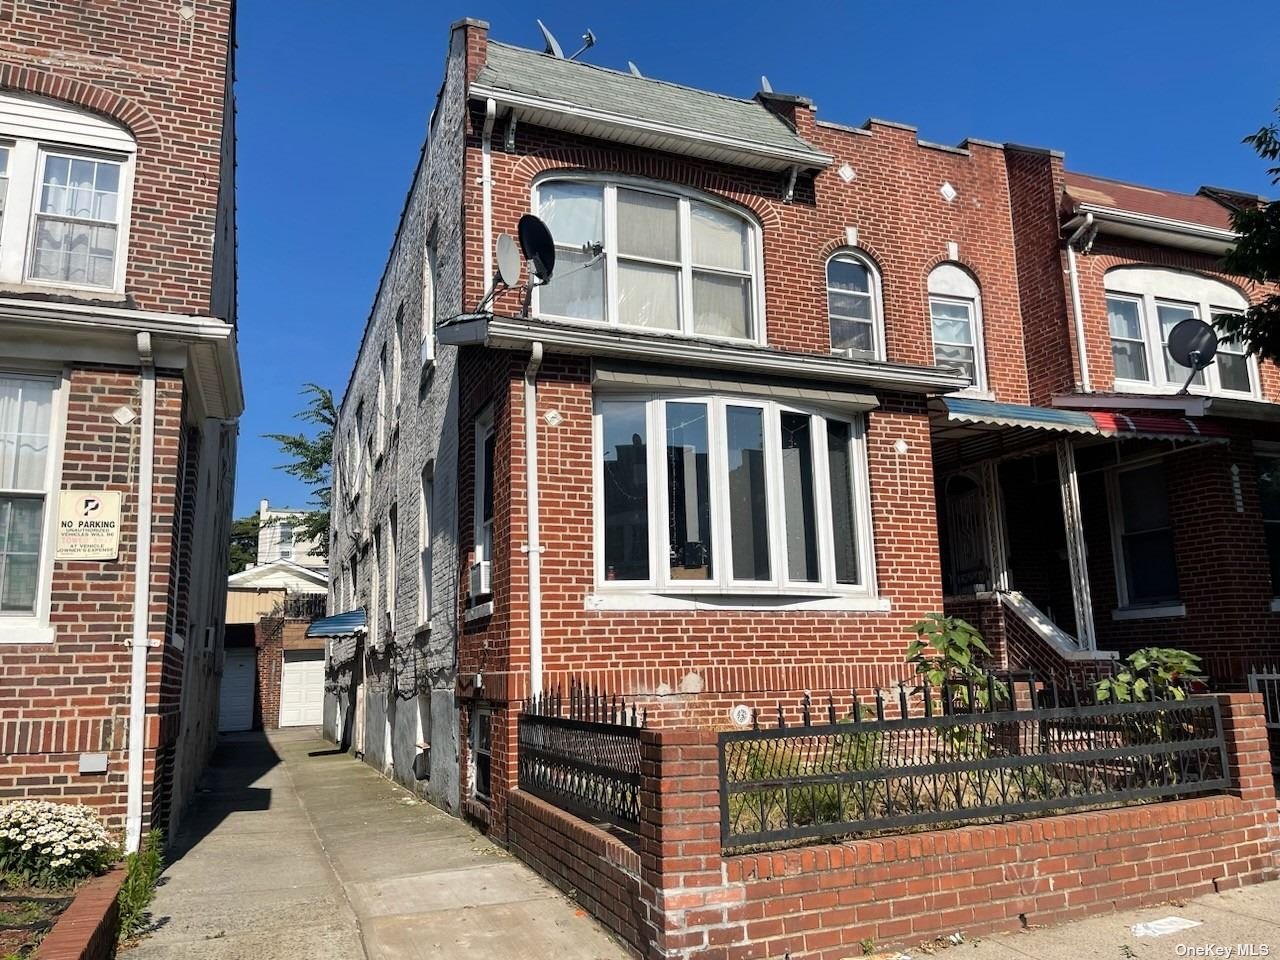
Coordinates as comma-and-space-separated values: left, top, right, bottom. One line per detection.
438, 314, 968, 395
469, 83, 833, 173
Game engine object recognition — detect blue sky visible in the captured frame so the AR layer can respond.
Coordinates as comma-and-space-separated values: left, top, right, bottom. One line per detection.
233, 0, 1278, 517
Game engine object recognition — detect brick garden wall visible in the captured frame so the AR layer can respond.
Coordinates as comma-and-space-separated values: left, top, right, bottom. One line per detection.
611, 692, 1277, 960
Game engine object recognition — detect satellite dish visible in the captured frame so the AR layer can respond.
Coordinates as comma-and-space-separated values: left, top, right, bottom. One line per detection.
495, 233, 521, 288
536, 19, 564, 59
569, 29, 596, 61
518, 214, 556, 283
1166, 317, 1218, 395
760, 75, 773, 94
628, 61, 643, 78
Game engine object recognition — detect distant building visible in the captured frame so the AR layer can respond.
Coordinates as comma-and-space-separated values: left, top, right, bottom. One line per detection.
256, 498, 327, 569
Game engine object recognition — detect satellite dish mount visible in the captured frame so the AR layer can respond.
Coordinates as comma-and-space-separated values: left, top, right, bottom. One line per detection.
1165, 317, 1219, 395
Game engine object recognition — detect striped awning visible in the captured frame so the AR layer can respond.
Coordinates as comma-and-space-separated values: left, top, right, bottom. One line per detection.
935, 397, 1230, 443
305, 608, 367, 639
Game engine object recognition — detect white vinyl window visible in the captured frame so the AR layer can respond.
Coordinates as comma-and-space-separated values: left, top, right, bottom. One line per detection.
471, 706, 492, 802
471, 419, 494, 598
418, 466, 432, 626
376, 347, 387, 457
534, 177, 763, 343
0, 94, 136, 293
370, 525, 382, 646
422, 245, 436, 367
595, 394, 876, 601
927, 263, 986, 392
1107, 463, 1180, 610
0, 374, 57, 637
277, 524, 294, 560
827, 251, 883, 360
392, 308, 403, 416
387, 506, 397, 636
1104, 266, 1256, 397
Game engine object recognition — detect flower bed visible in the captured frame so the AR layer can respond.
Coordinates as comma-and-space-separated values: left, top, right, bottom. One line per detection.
0, 887, 72, 958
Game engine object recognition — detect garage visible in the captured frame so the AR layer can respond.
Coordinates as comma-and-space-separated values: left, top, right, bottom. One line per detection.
218, 648, 257, 732
279, 648, 325, 727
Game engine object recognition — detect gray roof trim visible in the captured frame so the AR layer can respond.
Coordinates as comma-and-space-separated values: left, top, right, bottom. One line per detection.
438, 313, 967, 395
472, 83, 832, 173
1075, 202, 1238, 255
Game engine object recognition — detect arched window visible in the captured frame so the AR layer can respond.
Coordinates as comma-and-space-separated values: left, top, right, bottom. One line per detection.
0, 92, 136, 292
927, 263, 986, 391
826, 251, 883, 360
533, 176, 763, 343
1104, 266, 1253, 396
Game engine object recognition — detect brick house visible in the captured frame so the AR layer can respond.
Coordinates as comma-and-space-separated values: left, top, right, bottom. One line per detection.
0, 1, 242, 851
322, 18, 1277, 838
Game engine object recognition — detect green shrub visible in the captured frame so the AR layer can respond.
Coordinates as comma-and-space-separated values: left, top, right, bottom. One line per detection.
117, 829, 164, 942
1094, 647, 1205, 703
0, 800, 117, 889
906, 613, 1008, 711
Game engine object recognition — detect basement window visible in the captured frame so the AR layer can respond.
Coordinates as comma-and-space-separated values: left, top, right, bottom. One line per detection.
471, 706, 492, 803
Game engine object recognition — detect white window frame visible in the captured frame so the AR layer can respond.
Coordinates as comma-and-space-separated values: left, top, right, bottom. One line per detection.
470, 705, 492, 803
370, 525, 382, 647
471, 415, 494, 599
1104, 267, 1258, 399
375, 346, 387, 459
0, 90, 137, 295
927, 263, 988, 397
392, 306, 403, 420
0, 366, 66, 644
590, 391, 882, 611
826, 250, 885, 361
421, 244, 437, 368
386, 505, 397, 638
531, 173, 767, 346
418, 464, 432, 629
1105, 462, 1185, 619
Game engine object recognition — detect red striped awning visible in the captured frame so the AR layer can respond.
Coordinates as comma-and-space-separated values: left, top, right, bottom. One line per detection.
1088, 412, 1231, 442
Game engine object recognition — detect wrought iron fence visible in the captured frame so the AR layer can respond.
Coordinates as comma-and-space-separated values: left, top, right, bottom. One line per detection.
518, 680, 646, 835
719, 681, 1230, 852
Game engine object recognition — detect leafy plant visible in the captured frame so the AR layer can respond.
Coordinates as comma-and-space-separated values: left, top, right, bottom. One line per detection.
906, 613, 1008, 711
263, 383, 336, 557
117, 829, 164, 943
1094, 648, 1205, 703
0, 801, 116, 889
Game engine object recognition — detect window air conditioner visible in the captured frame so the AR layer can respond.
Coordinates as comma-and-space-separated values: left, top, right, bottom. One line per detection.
469, 560, 491, 598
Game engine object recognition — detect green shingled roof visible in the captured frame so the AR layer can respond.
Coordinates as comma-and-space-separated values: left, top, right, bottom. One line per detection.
473, 42, 830, 170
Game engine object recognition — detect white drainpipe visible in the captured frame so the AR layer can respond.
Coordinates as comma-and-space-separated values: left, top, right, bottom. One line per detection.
125, 331, 156, 854
481, 99, 496, 289
524, 342, 544, 696
1065, 212, 1095, 393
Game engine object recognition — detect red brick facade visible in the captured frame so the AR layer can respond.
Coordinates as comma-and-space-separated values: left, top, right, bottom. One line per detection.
0, 1, 238, 839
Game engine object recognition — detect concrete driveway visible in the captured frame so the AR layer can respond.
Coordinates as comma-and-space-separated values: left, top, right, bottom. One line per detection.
125, 728, 630, 960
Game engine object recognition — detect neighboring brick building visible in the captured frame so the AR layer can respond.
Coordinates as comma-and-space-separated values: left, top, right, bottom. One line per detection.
0, 1, 242, 852
323, 18, 1278, 841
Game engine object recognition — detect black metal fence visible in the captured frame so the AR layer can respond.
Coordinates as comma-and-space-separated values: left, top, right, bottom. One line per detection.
719, 681, 1231, 852
518, 681, 646, 835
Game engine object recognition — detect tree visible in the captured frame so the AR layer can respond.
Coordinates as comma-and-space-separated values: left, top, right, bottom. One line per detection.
227, 512, 259, 575
1214, 102, 1280, 360
264, 383, 336, 558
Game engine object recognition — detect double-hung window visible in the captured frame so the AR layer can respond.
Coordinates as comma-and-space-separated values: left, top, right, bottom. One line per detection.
535, 178, 762, 342
827, 252, 883, 360
471, 706, 492, 803
927, 263, 986, 391
421, 245, 436, 368
0, 93, 136, 293
418, 465, 432, 626
0, 374, 56, 636
1104, 267, 1256, 397
1109, 464, 1180, 610
596, 394, 875, 603
471, 420, 494, 599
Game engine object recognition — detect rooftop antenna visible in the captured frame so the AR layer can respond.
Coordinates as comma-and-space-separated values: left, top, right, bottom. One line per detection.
536, 19, 564, 58
1166, 317, 1218, 395
760, 75, 773, 93
568, 29, 596, 61
628, 61, 643, 78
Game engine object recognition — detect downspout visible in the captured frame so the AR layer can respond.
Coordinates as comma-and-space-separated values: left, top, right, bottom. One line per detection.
1065, 212, 1094, 393
481, 99, 496, 289
125, 332, 156, 854
523, 342, 544, 696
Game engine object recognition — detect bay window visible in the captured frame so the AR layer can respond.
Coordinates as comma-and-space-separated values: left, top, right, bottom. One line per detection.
1104, 266, 1255, 397
596, 394, 876, 599
535, 178, 762, 342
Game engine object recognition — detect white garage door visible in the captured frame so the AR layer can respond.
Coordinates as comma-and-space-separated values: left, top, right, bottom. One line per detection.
218, 648, 256, 732
280, 649, 325, 727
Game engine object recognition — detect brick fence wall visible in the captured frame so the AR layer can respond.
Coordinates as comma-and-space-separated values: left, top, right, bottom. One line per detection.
511, 692, 1278, 960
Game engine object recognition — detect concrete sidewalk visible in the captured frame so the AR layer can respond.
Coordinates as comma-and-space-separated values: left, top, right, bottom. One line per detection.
125, 728, 629, 960
927, 882, 1279, 960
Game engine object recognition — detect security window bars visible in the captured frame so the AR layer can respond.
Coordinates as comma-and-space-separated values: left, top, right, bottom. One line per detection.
597, 395, 873, 595
827, 254, 880, 359
30, 153, 123, 288
0, 377, 52, 616
536, 179, 760, 342
1113, 464, 1179, 607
